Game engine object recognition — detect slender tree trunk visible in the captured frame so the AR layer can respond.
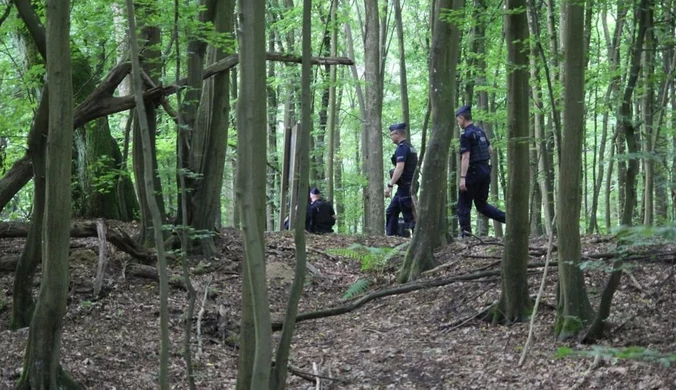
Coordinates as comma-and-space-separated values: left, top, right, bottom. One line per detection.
17, 0, 83, 386
267, 30, 279, 231
363, 0, 385, 234
642, 24, 655, 225
271, 1, 311, 386
235, 0, 272, 387
555, 0, 593, 341
620, 0, 649, 227
399, 0, 461, 283
10, 86, 47, 330
134, 14, 166, 246
126, 1, 173, 387
490, 0, 531, 323
326, 1, 338, 203
393, 0, 410, 126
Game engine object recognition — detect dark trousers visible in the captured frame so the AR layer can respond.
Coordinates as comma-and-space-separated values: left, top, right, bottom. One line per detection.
457, 164, 505, 236
386, 187, 415, 236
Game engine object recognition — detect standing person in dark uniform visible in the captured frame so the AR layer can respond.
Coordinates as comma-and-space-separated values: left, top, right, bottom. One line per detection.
385, 122, 418, 236
307, 188, 336, 234
456, 105, 505, 237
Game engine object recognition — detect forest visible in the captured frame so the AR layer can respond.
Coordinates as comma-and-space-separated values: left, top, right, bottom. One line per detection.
0, 0, 675, 388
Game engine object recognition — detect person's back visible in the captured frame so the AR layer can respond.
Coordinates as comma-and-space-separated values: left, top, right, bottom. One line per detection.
309, 199, 335, 234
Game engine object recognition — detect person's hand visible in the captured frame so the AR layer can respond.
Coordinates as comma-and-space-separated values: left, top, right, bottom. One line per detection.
459, 177, 467, 191
385, 187, 392, 198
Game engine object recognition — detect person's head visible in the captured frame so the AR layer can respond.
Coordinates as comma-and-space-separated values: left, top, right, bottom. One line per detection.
388, 122, 407, 144
455, 105, 472, 129
310, 187, 322, 201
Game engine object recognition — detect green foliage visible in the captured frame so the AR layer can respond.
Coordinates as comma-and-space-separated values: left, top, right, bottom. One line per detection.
342, 278, 370, 300
89, 155, 126, 194
557, 346, 676, 368
326, 242, 408, 272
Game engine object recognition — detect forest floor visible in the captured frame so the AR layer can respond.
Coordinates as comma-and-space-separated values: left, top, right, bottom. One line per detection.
0, 224, 675, 389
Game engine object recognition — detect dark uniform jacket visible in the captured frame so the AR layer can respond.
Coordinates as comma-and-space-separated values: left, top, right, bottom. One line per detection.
391, 140, 418, 189
308, 199, 335, 234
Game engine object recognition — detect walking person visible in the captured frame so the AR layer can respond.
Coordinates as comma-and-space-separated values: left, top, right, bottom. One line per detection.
455, 105, 505, 237
385, 122, 418, 236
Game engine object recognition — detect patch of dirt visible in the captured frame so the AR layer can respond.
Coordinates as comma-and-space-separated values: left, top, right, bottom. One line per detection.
0, 228, 675, 389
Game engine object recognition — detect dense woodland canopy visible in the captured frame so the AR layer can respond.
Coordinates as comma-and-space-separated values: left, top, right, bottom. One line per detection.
0, 0, 675, 387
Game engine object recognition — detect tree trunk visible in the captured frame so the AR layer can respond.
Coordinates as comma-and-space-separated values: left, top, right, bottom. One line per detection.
363, 0, 385, 235
268, 30, 279, 231
189, 0, 233, 254
490, 0, 531, 324
393, 0, 410, 127
620, 0, 649, 227
555, 0, 593, 341
326, 1, 338, 203
642, 23, 655, 226
17, 0, 83, 386
271, 1, 312, 386
526, 0, 554, 236
134, 15, 166, 246
11, 86, 48, 330
588, 6, 626, 233
126, 1, 173, 387
586, 0, 652, 342
235, 0, 273, 388
399, 0, 461, 283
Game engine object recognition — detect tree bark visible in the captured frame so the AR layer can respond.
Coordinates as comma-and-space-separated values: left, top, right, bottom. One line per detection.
398, 0, 461, 283
490, 0, 531, 323
16, 0, 83, 386
326, 1, 339, 204
272, 1, 312, 386
555, 0, 593, 341
235, 0, 272, 388
393, 0, 410, 127
189, 0, 233, 255
362, 0, 385, 235
125, 1, 172, 386
11, 86, 48, 329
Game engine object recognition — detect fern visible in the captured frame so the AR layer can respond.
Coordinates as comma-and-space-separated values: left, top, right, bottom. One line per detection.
326, 242, 409, 272
342, 278, 370, 300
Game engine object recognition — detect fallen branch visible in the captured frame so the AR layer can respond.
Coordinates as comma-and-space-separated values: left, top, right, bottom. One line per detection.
126, 263, 186, 290
271, 268, 503, 331
439, 305, 493, 333
0, 220, 158, 264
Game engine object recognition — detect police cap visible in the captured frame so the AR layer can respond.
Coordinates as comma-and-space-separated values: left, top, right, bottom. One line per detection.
455, 104, 471, 117
388, 122, 407, 132
310, 187, 321, 195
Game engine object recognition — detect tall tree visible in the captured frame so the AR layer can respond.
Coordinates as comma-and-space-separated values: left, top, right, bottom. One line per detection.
393, 0, 410, 127
16, 0, 82, 386
620, 0, 649, 226
271, 0, 312, 386
133, 2, 167, 246
363, 0, 385, 234
586, 0, 652, 342
555, 0, 593, 340
327, 0, 338, 202
188, 0, 234, 255
490, 0, 531, 323
127, 0, 173, 386
399, 0, 461, 282
235, 0, 272, 387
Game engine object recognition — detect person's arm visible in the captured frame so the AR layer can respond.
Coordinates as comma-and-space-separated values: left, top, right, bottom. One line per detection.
459, 132, 471, 191
389, 162, 405, 187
